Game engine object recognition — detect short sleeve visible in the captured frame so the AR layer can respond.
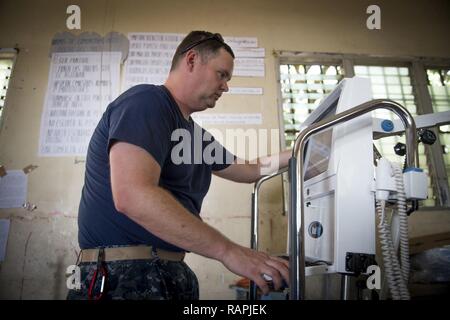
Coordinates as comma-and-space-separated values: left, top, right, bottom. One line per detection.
201, 127, 236, 171
211, 142, 236, 171
106, 92, 172, 168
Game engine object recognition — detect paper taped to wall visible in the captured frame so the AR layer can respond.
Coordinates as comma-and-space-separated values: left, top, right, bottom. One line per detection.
0, 170, 27, 208
191, 113, 262, 125
232, 47, 265, 58
124, 32, 265, 89
224, 36, 258, 48
234, 58, 265, 77
123, 33, 185, 89
38, 52, 121, 156
227, 87, 263, 95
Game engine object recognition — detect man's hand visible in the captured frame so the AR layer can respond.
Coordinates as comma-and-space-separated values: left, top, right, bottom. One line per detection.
219, 243, 289, 295
213, 150, 292, 184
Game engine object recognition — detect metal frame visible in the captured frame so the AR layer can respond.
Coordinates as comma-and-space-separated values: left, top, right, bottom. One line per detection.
289, 99, 418, 300
249, 167, 288, 300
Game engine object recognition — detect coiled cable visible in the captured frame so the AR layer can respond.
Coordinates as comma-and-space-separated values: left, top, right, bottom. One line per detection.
376, 162, 410, 300
393, 163, 411, 298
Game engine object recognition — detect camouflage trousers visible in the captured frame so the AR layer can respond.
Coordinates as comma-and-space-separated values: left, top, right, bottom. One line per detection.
66, 257, 199, 300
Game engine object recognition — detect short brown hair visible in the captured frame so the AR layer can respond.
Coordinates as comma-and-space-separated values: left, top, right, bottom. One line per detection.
170, 31, 235, 71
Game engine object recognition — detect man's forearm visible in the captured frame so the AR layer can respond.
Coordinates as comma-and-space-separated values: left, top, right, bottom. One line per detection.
118, 183, 290, 296
212, 150, 292, 184
260, 149, 291, 171
254, 149, 291, 179
119, 185, 233, 260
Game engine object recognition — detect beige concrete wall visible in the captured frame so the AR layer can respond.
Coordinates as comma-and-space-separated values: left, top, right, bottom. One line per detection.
0, 0, 449, 299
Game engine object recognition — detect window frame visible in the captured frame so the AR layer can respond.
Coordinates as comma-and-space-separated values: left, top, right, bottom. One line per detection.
0, 48, 19, 134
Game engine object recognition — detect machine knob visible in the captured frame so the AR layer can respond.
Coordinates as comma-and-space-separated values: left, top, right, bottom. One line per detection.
418, 129, 437, 145
394, 142, 407, 156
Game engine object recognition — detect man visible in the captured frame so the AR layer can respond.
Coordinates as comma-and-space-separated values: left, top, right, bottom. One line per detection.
67, 31, 291, 300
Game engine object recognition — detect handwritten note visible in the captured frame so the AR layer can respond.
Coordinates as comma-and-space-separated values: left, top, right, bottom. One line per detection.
124, 33, 265, 90
39, 52, 121, 156
123, 33, 185, 90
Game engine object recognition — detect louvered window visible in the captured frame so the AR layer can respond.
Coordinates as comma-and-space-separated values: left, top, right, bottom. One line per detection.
280, 64, 344, 149
0, 49, 17, 121
427, 68, 450, 190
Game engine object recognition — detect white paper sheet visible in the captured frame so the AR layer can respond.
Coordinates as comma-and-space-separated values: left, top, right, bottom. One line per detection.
0, 170, 27, 209
224, 37, 258, 48
191, 113, 262, 125
227, 87, 263, 95
39, 52, 121, 156
124, 33, 265, 87
234, 58, 265, 77
232, 47, 265, 58
123, 33, 185, 90
0, 219, 10, 262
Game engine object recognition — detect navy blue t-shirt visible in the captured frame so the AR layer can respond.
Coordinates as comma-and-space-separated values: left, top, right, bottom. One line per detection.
78, 84, 235, 251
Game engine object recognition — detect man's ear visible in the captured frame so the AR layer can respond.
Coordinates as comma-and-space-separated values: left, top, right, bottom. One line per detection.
185, 50, 197, 72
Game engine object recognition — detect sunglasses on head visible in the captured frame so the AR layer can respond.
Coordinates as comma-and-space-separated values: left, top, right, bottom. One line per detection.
179, 33, 225, 55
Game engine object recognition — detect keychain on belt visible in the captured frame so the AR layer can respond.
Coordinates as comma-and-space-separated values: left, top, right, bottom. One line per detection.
88, 248, 108, 300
